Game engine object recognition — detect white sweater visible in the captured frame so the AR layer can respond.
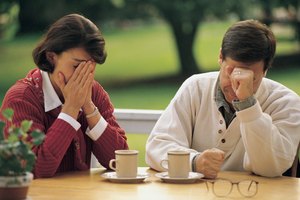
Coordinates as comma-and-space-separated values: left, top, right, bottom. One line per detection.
146, 72, 300, 177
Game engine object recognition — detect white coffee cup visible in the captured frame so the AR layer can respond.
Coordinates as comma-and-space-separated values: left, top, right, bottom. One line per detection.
109, 150, 138, 178
160, 150, 190, 178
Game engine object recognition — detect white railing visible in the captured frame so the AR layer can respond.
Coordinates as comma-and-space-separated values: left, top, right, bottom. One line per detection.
114, 108, 163, 134
91, 108, 163, 167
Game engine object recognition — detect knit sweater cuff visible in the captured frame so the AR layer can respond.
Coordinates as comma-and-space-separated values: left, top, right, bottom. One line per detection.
236, 101, 262, 123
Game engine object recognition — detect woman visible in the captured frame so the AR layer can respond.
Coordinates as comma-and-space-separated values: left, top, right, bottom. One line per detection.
0, 14, 128, 178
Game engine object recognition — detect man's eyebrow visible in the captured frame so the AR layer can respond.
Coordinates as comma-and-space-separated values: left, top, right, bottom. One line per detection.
235, 63, 252, 68
73, 58, 88, 62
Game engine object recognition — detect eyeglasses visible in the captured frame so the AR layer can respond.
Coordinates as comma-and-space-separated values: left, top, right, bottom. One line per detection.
204, 178, 259, 198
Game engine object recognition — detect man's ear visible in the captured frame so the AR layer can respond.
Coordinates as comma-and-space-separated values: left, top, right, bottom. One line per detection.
218, 48, 223, 65
46, 52, 57, 65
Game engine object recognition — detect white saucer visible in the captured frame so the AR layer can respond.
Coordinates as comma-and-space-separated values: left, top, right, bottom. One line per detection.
155, 172, 204, 184
101, 172, 149, 183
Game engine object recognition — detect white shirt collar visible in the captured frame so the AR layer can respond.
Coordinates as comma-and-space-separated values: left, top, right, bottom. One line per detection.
41, 70, 62, 112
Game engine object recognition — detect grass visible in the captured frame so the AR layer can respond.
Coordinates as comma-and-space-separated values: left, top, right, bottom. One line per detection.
101, 23, 178, 83
267, 68, 300, 93
127, 134, 149, 166
1, 20, 300, 166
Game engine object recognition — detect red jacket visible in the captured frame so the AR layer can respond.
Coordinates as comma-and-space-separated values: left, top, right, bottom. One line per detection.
0, 69, 128, 178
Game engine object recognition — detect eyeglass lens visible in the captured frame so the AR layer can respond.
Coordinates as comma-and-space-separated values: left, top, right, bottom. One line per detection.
212, 179, 258, 197
237, 180, 258, 197
212, 179, 232, 197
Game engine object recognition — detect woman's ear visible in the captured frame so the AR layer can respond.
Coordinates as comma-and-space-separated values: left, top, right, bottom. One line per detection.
46, 52, 57, 66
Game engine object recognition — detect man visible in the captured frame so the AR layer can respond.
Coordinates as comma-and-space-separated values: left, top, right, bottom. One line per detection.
146, 19, 300, 178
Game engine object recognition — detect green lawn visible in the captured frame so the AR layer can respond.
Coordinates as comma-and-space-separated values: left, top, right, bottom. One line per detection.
126, 134, 149, 166
0, 20, 299, 166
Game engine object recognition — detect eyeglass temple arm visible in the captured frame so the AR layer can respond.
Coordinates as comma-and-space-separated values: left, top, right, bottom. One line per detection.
247, 180, 258, 191
204, 181, 209, 191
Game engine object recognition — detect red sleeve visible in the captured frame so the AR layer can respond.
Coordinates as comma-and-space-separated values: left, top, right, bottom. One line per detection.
0, 84, 77, 178
32, 119, 76, 178
91, 82, 128, 169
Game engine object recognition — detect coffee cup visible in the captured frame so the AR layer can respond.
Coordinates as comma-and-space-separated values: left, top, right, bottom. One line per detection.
109, 150, 138, 178
160, 150, 190, 178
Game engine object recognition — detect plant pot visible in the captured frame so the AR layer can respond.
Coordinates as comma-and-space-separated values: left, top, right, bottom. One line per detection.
0, 172, 33, 200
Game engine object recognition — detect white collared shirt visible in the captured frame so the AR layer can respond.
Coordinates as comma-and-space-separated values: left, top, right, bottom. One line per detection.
41, 70, 107, 141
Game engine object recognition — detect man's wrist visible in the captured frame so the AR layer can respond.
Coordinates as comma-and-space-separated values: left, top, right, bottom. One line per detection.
192, 153, 200, 172
232, 96, 256, 111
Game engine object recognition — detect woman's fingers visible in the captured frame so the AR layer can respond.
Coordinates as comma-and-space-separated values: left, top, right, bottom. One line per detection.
57, 72, 66, 91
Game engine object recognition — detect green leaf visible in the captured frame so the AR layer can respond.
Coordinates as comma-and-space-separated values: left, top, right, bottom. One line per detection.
7, 131, 19, 143
0, 107, 45, 175
31, 130, 45, 146
18, 142, 29, 155
0, 121, 5, 141
2, 108, 14, 121
21, 120, 32, 133
24, 151, 36, 172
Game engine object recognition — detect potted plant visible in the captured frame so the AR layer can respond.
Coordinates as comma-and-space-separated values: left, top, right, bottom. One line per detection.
0, 108, 45, 200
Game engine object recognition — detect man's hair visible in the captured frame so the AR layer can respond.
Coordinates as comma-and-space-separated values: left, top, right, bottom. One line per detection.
221, 19, 276, 71
32, 13, 107, 73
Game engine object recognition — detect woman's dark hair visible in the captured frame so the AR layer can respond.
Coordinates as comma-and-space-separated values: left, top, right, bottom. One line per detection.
33, 13, 107, 72
221, 19, 276, 71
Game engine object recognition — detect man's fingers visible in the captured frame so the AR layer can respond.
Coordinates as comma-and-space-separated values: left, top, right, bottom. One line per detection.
209, 148, 225, 160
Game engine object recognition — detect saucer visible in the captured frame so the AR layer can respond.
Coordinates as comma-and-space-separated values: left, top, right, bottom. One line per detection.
101, 172, 149, 183
155, 172, 204, 184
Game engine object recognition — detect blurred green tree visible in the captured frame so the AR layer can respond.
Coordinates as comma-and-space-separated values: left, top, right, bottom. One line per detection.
8, 0, 253, 75
17, 0, 114, 34
2, 0, 299, 75
124, 0, 251, 75
275, 0, 300, 43
0, 0, 19, 40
